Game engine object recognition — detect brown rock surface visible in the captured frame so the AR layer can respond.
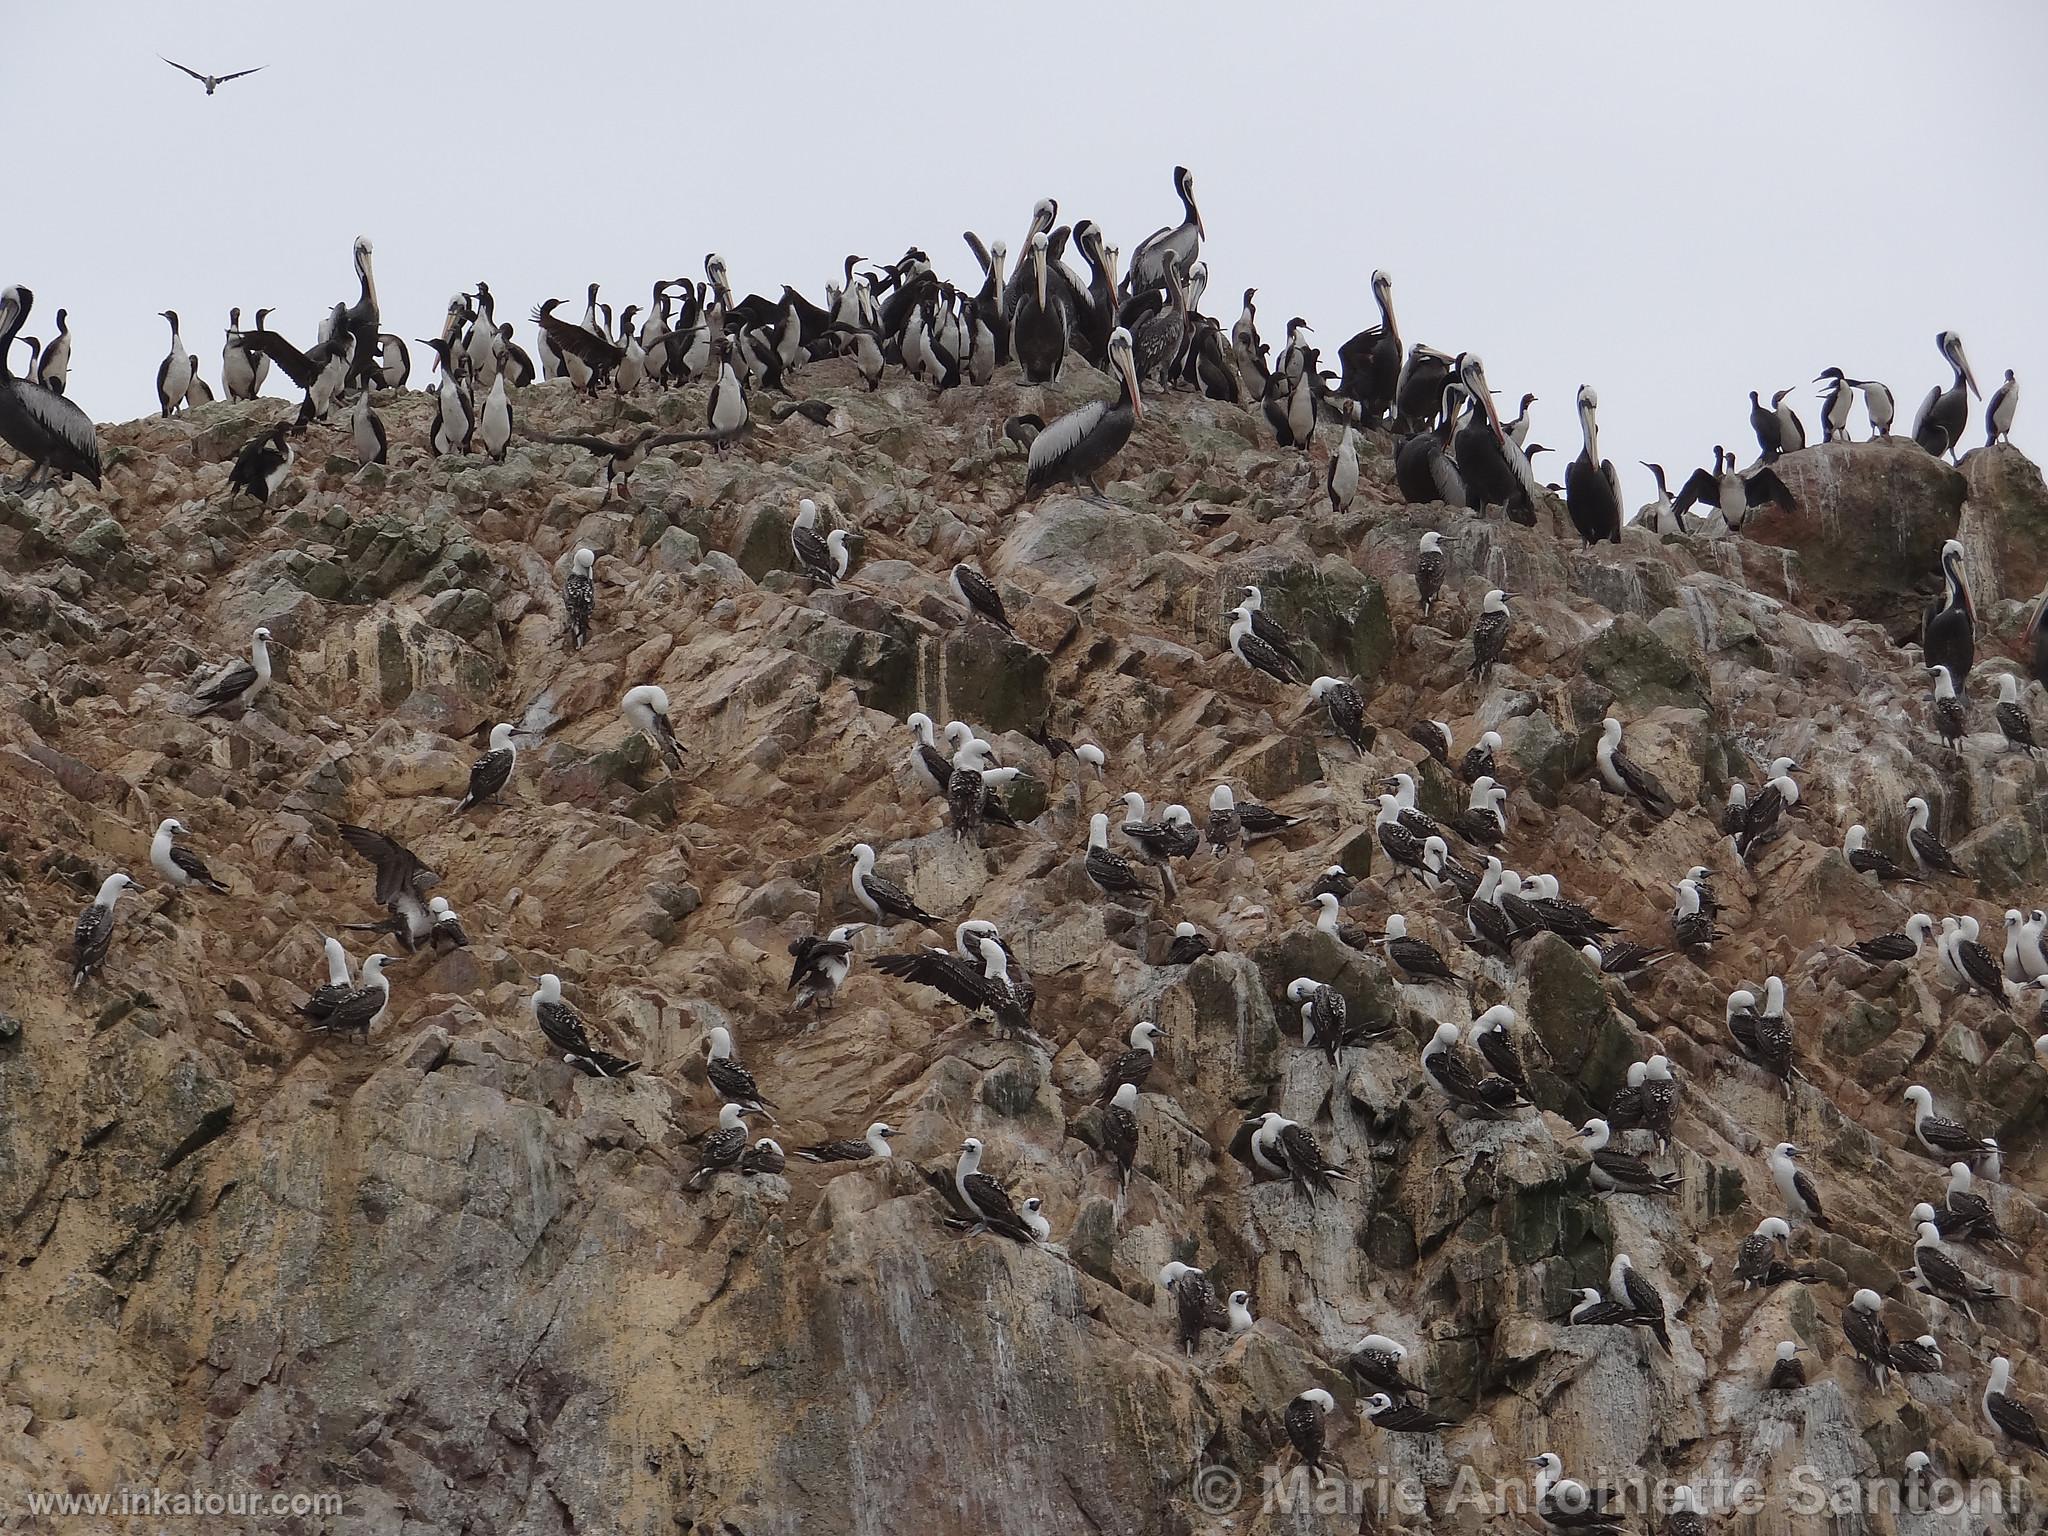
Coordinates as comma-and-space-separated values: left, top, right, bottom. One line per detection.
2, 365, 2047, 1535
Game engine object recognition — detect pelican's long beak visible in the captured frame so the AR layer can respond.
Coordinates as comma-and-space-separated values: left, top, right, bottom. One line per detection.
1120, 345, 1145, 420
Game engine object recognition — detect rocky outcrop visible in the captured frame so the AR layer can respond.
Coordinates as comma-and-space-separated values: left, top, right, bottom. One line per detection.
2, 360, 2047, 1536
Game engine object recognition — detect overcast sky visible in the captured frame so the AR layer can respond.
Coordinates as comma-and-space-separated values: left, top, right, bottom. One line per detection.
10, 1, 2044, 511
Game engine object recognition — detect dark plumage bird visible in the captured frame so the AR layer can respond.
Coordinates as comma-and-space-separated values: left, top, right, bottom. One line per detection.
1163, 922, 1215, 965
850, 842, 939, 928
1767, 1342, 1807, 1391
687, 1105, 755, 1188
1227, 605, 1304, 686
0, 286, 101, 490
1097, 1021, 1164, 1103
1995, 673, 2037, 755
70, 873, 140, 991
705, 1026, 773, 1113
1594, 718, 1674, 818
1984, 1357, 2048, 1458
1100, 1083, 1141, 1185
740, 1138, 786, 1176
1284, 1390, 1336, 1474
532, 427, 692, 499
1929, 664, 1967, 752
950, 563, 1014, 634
1158, 1263, 1228, 1357
1306, 676, 1370, 752
1469, 589, 1512, 681
1362, 1394, 1459, 1434
455, 723, 517, 814
1414, 532, 1446, 616
1085, 813, 1151, 901
1850, 913, 1933, 965
1610, 1254, 1671, 1355
787, 923, 862, 1011
530, 972, 640, 1078
227, 422, 296, 505
796, 1120, 895, 1164
1842, 1290, 1894, 1390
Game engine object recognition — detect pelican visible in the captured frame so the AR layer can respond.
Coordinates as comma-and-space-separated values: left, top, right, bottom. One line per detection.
1564, 385, 1622, 546
1335, 270, 1401, 426
1011, 231, 1068, 384
1913, 331, 1981, 460
1025, 328, 1141, 499
1923, 538, 1974, 681
1124, 166, 1204, 296
0, 286, 99, 490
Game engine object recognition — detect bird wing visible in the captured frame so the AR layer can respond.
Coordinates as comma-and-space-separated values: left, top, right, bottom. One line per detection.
1593, 1148, 1658, 1186
872, 948, 980, 1008
241, 327, 319, 387
159, 56, 210, 82
531, 433, 624, 454
215, 66, 264, 83
1026, 399, 1110, 481
167, 845, 219, 885
336, 824, 434, 908
1746, 467, 1794, 509
1672, 466, 1716, 515
195, 660, 255, 703
1989, 1393, 2047, 1448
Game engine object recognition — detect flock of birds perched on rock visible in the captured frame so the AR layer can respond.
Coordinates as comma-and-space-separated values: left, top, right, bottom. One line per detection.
12, 156, 2048, 1525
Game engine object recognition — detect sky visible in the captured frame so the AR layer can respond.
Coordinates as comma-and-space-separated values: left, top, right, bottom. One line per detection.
8, 1, 2045, 512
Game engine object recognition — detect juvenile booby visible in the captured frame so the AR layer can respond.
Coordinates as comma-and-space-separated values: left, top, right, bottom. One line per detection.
705, 1025, 773, 1113
953, 1137, 1037, 1241
1577, 1118, 1678, 1195
1098, 1020, 1163, 1102
1468, 589, 1512, 681
1100, 1082, 1141, 1185
1942, 1159, 2013, 1249
1085, 812, 1150, 901
1768, 1142, 1829, 1228
787, 924, 862, 1011
1288, 977, 1362, 1060
298, 934, 355, 1026
621, 684, 685, 770
1843, 1289, 1893, 1389
1671, 880, 1720, 950
1164, 922, 1214, 965
1243, 1111, 1351, 1198
455, 723, 517, 813
1909, 1220, 1998, 1320
1595, 718, 1674, 817
531, 972, 640, 1077
687, 1104, 754, 1188
1415, 531, 1446, 616
798, 1120, 895, 1163
1409, 719, 1453, 766
1888, 1333, 1942, 1384
1346, 1334, 1426, 1396
1306, 676, 1370, 751
70, 873, 140, 990
1903, 1084, 1993, 1160
1226, 1289, 1255, 1334
1986, 369, 2020, 447
1024, 328, 1143, 498
150, 818, 229, 894
1995, 673, 2037, 754
1984, 1357, 2048, 1458
1735, 1216, 1814, 1290
1929, 664, 1967, 752
1453, 777, 1508, 846
192, 626, 272, 715
1767, 1340, 1807, 1390
317, 951, 394, 1040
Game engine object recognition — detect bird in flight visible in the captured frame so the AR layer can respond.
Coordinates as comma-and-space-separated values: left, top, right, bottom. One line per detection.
158, 56, 264, 94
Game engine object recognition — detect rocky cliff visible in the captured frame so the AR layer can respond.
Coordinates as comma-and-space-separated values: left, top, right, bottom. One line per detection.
4, 361, 2048, 1536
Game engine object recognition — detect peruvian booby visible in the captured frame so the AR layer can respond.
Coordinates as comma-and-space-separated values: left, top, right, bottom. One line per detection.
1243, 1111, 1351, 1198
1139, 912, 1207, 968
455, 723, 517, 813
1929, 664, 1967, 751
1116, 793, 1185, 899
1903, 1083, 1993, 1160
149, 818, 228, 894
945, 735, 995, 844
1730, 977, 1798, 1082
298, 934, 355, 1026
1940, 915, 2011, 1010
787, 924, 862, 1011
798, 1120, 895, 1164
1983, 1357, 2048, 1458
1361, 1393, 1458, 1435
687, 1104, 755, 1188
1995, 673, 2037, 754
336, 824, 436, 952
1595, 718, 1674, 817
1902, 796, 1966, 877
1671, 880, 1719, 949
953, 1137, 1038, 1241
1415, 532, 1446, 616
1424, 1022, 1526, 1117
1582, 939, 1670, 977
705, 1025, 773, 1113
315, 951, 393, 1040
70, 873, 140, 991
1305, 676, 1370, 752
1378, 912, 1455, 984
1577, 1118, 1678, 1195
1610, 1253, 1671, 1354
1767, 1341, 1807, 1390
1768, 1141, 1829, 1228
1085, 812, 1151, 901
1288, 977, 1374, 1060
740, 1138, 785, 1176
1205, 784, 1295, 854
1909, 1219, 1998, 1320
621, 684, 685, 770
1158, 1262, 1227, 1356
1842, 1289, 1893, 1389
1735, 1216, 1816, 1290
1564, 1286, 1633, 1327
1408, 719, 1453, 766
949, 563, 1013, 634
561, 548, 596, 650
531, 972, 640, 1077
1459, 730, 1502, 786
1098, 1020, 1163, 1103
1346, 1335, 1426, 1397
850, 842, 938, 928
192, 626, 272, 715
788, 498, 852, 585
1452, 777, 1508, 846
1226, 604, 1304, 686
1469, 589, 1512, 681
1943, 1160, 2013, 1249
1469, 1006, 1528, 1089
1843, 824, 1917, 883
1284, 1389, 1336, 1475
425, 897, 467, 953
1530, 1453, 1622, 1533
1100, 1083, 1141, 1185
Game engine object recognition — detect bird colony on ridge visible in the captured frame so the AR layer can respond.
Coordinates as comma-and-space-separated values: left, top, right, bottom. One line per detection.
9, 155, 2048, 1522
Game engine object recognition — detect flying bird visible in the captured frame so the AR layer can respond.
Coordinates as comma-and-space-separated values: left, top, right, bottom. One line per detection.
160, 56, 264, 94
